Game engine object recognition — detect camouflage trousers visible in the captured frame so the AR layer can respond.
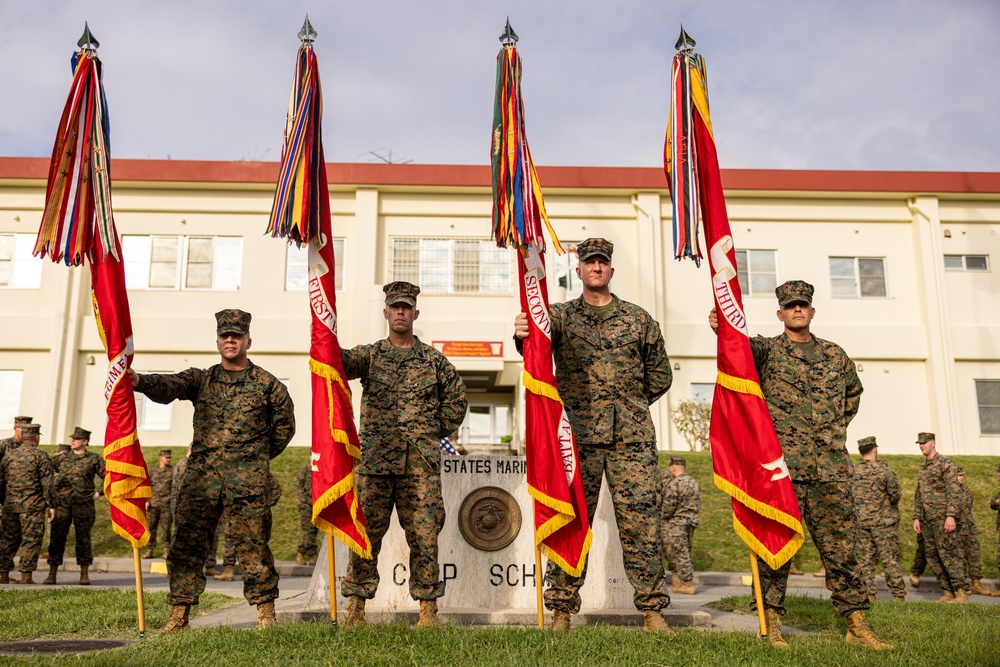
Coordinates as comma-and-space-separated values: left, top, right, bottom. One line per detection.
298, 503, 319, 558
911, 532, 926, 576
662, 520, 696, 583
921, 515, 968, 593
206, 513, 224, 569
343, 465, 446, 601
856, 524, 906, 597
47, 501, 96, 567
147, 504, 172, 554
544, 441, 667, 614
959, 527, 982, 580
166, 493, 277, 606
754, 481, 869, 617
0, 510, 47, 573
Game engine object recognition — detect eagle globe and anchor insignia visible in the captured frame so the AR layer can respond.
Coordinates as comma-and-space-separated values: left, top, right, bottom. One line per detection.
458, 486, 522, 551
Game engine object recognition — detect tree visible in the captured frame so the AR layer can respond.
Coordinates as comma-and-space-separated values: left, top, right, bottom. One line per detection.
671, 399, 712, 452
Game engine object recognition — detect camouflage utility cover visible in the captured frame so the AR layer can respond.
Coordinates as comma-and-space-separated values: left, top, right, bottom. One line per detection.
135, 362, 295, 498
341, 338, 467, 476
750, 333, 862, 482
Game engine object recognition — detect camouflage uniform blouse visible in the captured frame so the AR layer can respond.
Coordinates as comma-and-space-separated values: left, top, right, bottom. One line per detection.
136, 362, 295, 499
913, 454, 960, 521
546, 295, 672, 446
956, 485, 978, 535
660, 471, 701, 527
0, 447, 54, 512
295, 463, 312, 507
341, 338, 467, 476
991, 487, 1000, 532
53, 451, 105, 506
852, 459, 901, 528
750, 333, 862, 482
149, 464, 173, 509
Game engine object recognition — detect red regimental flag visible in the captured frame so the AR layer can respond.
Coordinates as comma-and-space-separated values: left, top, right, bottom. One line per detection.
665, 50, 803, 569
266, 43, 370, 558
518, 245, 592, 575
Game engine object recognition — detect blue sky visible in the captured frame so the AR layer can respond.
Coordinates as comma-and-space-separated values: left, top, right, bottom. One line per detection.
2, 0, 998, 171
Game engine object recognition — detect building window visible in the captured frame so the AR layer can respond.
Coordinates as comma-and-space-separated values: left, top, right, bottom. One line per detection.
976, 380, 1000, 435
944, 255, 989, 272
389, 238, 511, 295
286, 239, 345, 292
735, 250, 777, 296
122, 235, 242, 291
553, 241, 583, 299
829, 256, 887, 298
458, 403, 513, 445
0, 234, 43, 289
134, 391, 172, 431
690, 382, 715, 404
0, 370, 23, 427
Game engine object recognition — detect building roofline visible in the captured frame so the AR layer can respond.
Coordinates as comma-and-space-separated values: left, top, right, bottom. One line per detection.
2, 156, 999, 194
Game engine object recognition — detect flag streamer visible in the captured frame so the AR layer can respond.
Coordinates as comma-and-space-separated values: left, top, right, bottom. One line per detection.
35, 47, 151, 548
492, 39, 591, 576
268, 41, 370, 559
664, 37, 804, 570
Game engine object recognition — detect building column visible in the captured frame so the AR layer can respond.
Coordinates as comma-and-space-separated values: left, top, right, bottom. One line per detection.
910, 195, 960, 454
351, 188, 385, 344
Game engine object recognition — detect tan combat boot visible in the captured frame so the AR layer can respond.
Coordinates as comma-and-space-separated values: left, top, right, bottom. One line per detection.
214, 565, 234, 581
0, 571, 8, 584
788, 563, 803, 576
416, 600, 441, 628
970, 579, 990, 596
671, 572, 680, 588
813, 568, 825, 578
79, 565, 90, 586
937, 590, 955, 602
673, 579, 696, 595
256, 601, 276, 629
845, 610, 892, 650
142, 547, 154, 559
43, 565, 59, 585
763, 608, 788, 648
295, 553, 306, 565
158, 604, 190, 634
17, 572, 34, 585
162, 549, 169, 559
342, 596, 366, 628
551, 610, 571, 632
951, 589, 969, 604
893, 594, 906, 602
307, 555, 317, 566
643, 610, 675, 635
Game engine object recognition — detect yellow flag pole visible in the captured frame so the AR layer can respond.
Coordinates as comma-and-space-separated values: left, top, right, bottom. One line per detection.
749, 550, 766, 637
535, 544, 544, 629
133, 546, 146, 637
328, 533, 338, 626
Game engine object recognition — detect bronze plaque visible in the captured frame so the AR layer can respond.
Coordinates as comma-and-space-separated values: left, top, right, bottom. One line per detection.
458, 486, 522, 551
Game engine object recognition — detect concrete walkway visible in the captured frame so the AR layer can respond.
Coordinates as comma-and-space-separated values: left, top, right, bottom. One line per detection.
32, 559, 1000, 632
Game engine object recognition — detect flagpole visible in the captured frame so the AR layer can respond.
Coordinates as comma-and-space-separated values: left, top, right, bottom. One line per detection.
534, 540, 544, 629
328, 534, 338, 626
133, 546, 146, 637
749, 551, 767, 637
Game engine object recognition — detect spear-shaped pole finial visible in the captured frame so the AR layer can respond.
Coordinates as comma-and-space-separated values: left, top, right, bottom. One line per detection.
78, 22, 99, 54
299, 14, 318, 45
500, 17, 518, 46
675, 25, 696, 53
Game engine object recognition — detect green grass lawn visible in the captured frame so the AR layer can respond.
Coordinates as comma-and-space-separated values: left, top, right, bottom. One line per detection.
1, 590, 998, 666
38, 445, 1000, 578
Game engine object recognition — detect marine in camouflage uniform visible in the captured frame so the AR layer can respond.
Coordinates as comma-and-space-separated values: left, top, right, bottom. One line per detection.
130, 309, 295, 631
516, 238, 673, 632
144, 449, 174, 559
990, 464, 1000, 589
295, 462, 319, 564
660, 457, 700, 593
215, 473, 282, 580
715, 280, 889, 649
0, 424, 54, 584
955, 467, 988, 595
0, 416, 32, 520
45, 427, 105, 585
341, 282, 467, 628
852, 436, 905, 600
913, 432, 968, 601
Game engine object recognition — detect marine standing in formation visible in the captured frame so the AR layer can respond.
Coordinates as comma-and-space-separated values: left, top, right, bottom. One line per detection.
340, 282, 468, 628
955, 467, 990, 596
128, 309, 295, 632
711, 280, 889, 650
913, 432, 968, 602
852, 436, 905, 601
44, 427, 104, 586
295, 462, 319, 566
991, 463, 1000, 593
515, 238, 675, 634
144, 449, 174, 559
0, 424, 54, 584
660, 456, 700, 596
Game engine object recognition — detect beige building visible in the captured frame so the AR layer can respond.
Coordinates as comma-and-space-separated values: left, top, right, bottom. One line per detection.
1, 157, 999, 456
